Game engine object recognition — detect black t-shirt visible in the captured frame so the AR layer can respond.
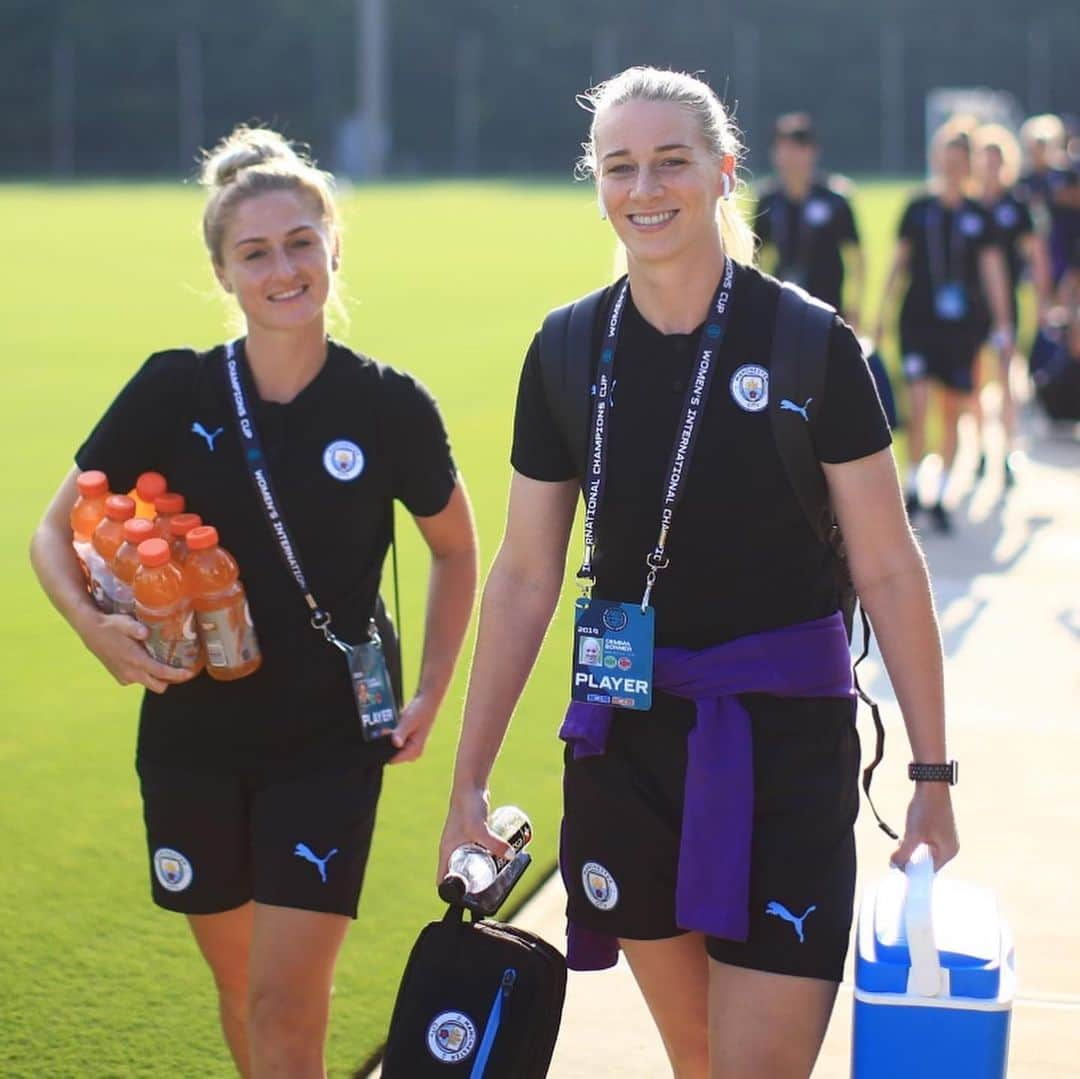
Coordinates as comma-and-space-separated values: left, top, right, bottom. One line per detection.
1015, 167, 1080, 280
985, 192, 1034, 292
754, 178, 860, 309
898, 194, 997, 330
76, 339, 456, 774
511, 260, 891, 653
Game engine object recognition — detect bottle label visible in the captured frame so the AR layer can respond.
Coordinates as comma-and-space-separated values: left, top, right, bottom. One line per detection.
144, 610, 202, 669
197, 601, 260, 669
90, 568, 117, 614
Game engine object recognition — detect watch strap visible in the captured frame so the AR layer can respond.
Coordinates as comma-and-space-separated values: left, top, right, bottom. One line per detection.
908, 761, 958, 784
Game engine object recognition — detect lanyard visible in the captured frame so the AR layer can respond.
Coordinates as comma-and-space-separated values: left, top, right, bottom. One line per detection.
772, 193, 812, 272
578, 256, 736, 609
223, 339, 350, 654
926, 200, 966, 290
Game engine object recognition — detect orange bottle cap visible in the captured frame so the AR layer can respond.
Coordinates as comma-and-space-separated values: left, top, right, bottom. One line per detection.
153, 492, 185, 515
137, 538, 172, 567
77, 470, 109, 497
169, 513, 203, 537
185, 525, 220, 551
105, 495, 136, 521
135, 471, 168, 501
123, 518, 156, 544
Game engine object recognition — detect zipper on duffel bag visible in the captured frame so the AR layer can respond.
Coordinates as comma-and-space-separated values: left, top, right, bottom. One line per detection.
469, 968, 517, 1078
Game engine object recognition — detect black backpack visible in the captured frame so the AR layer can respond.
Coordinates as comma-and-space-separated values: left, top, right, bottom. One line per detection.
381, 905, 567, 1078
536, 278, 895, 837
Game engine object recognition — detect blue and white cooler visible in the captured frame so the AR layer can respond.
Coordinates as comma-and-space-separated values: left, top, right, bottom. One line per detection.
852, 845, 1015, 1078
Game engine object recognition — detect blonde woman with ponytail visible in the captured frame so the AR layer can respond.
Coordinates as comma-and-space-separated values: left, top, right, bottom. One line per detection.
440, 67, 957, 1077
30, 125, 478, 1077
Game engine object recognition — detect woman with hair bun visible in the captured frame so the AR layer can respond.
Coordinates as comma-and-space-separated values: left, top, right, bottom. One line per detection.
439, 67, 958, 1078
30, 125, 478, 1077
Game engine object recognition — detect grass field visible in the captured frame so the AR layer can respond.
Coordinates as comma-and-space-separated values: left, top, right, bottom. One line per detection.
2, 178, 924, 1077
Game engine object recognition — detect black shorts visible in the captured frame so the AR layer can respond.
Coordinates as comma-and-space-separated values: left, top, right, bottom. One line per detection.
561, 693, 860, 982
138, 759, 383, 917
900, 323, 985, 393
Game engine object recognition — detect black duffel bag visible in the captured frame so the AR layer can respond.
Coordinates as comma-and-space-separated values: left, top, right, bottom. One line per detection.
381, 888, 567, 1077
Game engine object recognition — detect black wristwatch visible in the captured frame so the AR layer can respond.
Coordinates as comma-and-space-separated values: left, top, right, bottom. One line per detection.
908, 761, 958, 785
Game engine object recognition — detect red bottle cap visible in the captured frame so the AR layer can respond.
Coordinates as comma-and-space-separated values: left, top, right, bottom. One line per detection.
185, 525, 219, 551
123, 518, 156, 544
77, 470, 109, 498
104, 495, 136, 521
137, 538, 172, 568
169, 513, 203, 538
153, 492, 186, 515
135, 472, 168, 502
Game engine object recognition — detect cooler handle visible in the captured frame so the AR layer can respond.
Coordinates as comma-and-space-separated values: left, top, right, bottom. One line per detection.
903, 843, 947, 997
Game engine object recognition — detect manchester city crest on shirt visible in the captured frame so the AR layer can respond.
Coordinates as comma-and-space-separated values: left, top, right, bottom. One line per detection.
804, 198, 832, 226
995, 202, 1019, 229
959, 212, 984, 237
322, 439, 365, 482
582, 861, 619, 911
730, 364, 769, 412
426, 1011, 477, 1063
153, 848, 193, 892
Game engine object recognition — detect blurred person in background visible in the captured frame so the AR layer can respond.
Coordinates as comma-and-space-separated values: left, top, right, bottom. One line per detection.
441, 66, 958, 1079
970, 123, 1053, 485
876, 125, 1013, 532
754, 112, 864, 328
1015, 114, 1080, 287
29, 125, 477, 1078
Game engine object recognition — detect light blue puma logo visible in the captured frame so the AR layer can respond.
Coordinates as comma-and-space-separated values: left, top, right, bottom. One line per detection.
780, 397, 813, 422
765, 900, 817, 943
191, 422, 224, 451
293, 843, 339, 883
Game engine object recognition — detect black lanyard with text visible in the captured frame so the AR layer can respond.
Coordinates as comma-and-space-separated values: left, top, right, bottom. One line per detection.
223, 340, 350, 654
578, 256, 736, 610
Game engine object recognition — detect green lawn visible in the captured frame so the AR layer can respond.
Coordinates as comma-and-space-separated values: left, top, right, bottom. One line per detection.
2, 178, 933, 1077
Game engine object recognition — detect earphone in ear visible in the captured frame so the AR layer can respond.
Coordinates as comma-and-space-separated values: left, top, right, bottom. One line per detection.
597, 190, 608, 220
721, 172, 734, 200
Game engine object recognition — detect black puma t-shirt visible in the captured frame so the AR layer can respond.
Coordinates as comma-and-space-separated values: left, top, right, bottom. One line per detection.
76, 339, 456, 774
511, 260, 891, 652
897, 194, 998, 331
754, 179, 860, 309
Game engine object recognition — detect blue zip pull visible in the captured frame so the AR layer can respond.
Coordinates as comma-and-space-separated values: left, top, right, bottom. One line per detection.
469, 968, 518, 1078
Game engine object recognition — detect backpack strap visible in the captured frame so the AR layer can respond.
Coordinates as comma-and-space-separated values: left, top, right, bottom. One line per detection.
767, 282, 835, 545
769, 282, 897, 840
537, 285, 613, 471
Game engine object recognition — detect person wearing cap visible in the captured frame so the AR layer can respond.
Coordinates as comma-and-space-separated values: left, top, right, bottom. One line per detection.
754, 112, 864, 328
29, 124, 478, 1077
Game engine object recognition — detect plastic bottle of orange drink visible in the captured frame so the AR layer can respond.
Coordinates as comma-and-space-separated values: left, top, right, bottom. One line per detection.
70, 470, 110, 578
129, 471, 167, 519
184, 526, 262, 681
111, 518, 156, 616
133, 538, 204, 673
152, 492, 186, 540
89, 495, 136, 612
168, 513, 203, 563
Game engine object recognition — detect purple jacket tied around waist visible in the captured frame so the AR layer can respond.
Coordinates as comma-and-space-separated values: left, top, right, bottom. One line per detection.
559, 611, 855, 971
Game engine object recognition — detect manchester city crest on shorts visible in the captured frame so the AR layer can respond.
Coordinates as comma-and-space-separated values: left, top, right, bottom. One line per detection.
322, 439, 365, 482
153, 848, 193, 892
426, 1011, 477, 1063
582, 861, 619, 911
730, 364, 769, 412
995, 202, 1019, 229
